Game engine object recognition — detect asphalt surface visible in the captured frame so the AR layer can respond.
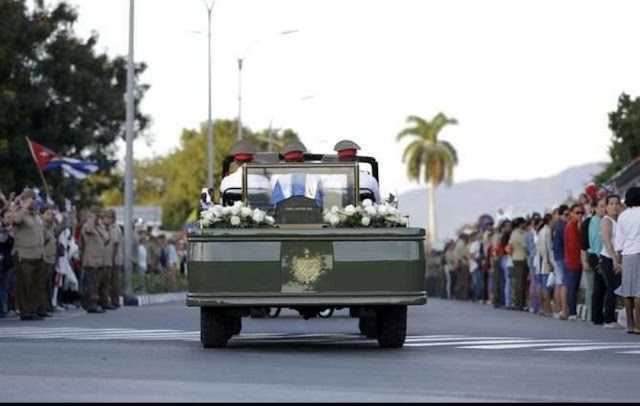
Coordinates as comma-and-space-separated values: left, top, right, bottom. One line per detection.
1, 298, 639, 402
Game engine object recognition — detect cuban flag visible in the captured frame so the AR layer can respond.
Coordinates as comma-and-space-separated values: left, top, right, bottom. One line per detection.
27, 138, 99, 180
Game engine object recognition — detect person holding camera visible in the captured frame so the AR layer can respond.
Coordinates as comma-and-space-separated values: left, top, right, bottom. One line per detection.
11, 189, 46, 320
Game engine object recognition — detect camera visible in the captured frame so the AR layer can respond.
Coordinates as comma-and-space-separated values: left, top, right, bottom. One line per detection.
200, 187, 214, 209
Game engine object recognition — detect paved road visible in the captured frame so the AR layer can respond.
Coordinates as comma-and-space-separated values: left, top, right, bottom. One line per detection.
1, 298, 639, 402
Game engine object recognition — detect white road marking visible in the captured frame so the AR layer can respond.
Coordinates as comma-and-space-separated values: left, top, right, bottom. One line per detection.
0, 329, 638, 355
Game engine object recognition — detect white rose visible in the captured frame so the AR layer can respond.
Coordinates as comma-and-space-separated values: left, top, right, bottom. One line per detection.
230, 215, 241, 226
400, 216, 408, 226
365, 206, 377, 216
230, 205, 241, 216
212, 205, 224, 216
361, 216, 371, 227
344, 205, 356, 216
233, 200, 244, 208
330, 214, 340, 226
240, 207, 253, 218
222, 206, 232, 215
265, 216, 275, 225
377, 204, 388, 215
252, 210, 265, 224
388, 206, 398, 216
362, 199, 373, 207
201, 211, 214, 225
330, 205, 339, 214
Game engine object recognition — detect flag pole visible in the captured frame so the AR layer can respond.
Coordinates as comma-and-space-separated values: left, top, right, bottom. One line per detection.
25, 137, 51, 198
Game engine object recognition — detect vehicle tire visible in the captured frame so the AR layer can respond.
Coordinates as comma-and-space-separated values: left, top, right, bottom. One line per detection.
229, 316, 242, 337
319, 308, 334, 318
358, 316, 377, 339
201, 307, 230, 348
376, 305, 407, 348
267, 307, 281, 318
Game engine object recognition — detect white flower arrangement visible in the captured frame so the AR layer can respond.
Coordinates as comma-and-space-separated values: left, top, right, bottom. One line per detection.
200, 200, 275, 229
323, 199, 409, 228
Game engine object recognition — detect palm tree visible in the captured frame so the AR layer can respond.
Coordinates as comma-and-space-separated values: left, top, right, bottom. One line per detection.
397, 113, 458, 246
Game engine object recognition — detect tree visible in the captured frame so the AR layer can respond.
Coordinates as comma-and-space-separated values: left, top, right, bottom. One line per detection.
397, 113, 458, 246
595, 93, 640, 184
0, 0, 150, 207
102, 119, 301, 230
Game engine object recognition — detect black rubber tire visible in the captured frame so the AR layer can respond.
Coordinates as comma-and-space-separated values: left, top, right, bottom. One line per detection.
358, 316, 378, 339
375, 305, 407, 348
267, 307, 281, 318
201, 307, 230, 348
319, 308, 334, 318
229, 316, 242, 337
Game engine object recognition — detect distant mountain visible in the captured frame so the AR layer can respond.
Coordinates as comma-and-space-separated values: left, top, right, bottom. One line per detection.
398, 162, 606, 242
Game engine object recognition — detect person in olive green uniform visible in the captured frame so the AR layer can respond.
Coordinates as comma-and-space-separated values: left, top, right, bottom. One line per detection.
81, 211, 112, 313
40, 205, 57, 315
11, 189, 46, 320
102, 209, 123, 308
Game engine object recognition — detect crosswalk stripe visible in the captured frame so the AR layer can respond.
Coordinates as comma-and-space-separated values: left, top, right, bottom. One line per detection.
0, 329, 180, 338
459, 341, 598, 350
537, 344, 640, 352
1, 328, 639, 354
405, 336, 524, 343
404, 339, 583, 348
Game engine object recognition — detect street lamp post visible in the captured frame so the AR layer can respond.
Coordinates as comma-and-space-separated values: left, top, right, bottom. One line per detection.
237, 58, 243, 140
123, 0, 135, 302
236, 29, 299, 143
204, 0, 216, 187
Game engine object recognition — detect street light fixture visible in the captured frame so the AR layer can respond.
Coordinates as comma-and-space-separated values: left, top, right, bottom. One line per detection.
237, 29, 300, 141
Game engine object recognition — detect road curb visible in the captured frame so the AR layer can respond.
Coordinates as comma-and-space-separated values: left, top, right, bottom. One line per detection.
123, 292, 187, 307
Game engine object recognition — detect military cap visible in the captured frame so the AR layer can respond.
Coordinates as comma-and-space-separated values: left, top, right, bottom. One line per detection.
333, 139, 361, 158
281, 140, 307, 161
229, 140, 257, 162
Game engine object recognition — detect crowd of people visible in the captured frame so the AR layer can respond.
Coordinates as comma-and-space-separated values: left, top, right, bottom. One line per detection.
431, 186, 640, 335
0, 188, 187, 321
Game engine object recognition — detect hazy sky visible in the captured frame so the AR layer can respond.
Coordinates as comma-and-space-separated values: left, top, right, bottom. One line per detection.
67, 0, 640, 196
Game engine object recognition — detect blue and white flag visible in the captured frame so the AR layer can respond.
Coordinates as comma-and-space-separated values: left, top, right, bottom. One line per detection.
45, 157, 99, 180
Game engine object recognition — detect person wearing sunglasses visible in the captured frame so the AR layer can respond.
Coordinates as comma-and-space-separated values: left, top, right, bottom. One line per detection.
563, 204, 584, 320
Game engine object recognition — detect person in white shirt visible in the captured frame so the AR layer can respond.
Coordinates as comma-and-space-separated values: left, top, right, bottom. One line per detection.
332, 140, 382, 203
535, 214, 554, 317
220, 140, 270, 202
614, 187, 640, 334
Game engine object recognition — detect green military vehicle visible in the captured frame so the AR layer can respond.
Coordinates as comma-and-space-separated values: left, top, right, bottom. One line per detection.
187, 152, 426, 348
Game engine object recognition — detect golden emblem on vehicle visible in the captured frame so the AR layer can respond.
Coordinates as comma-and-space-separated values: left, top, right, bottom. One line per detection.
291, 249, 325, 286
